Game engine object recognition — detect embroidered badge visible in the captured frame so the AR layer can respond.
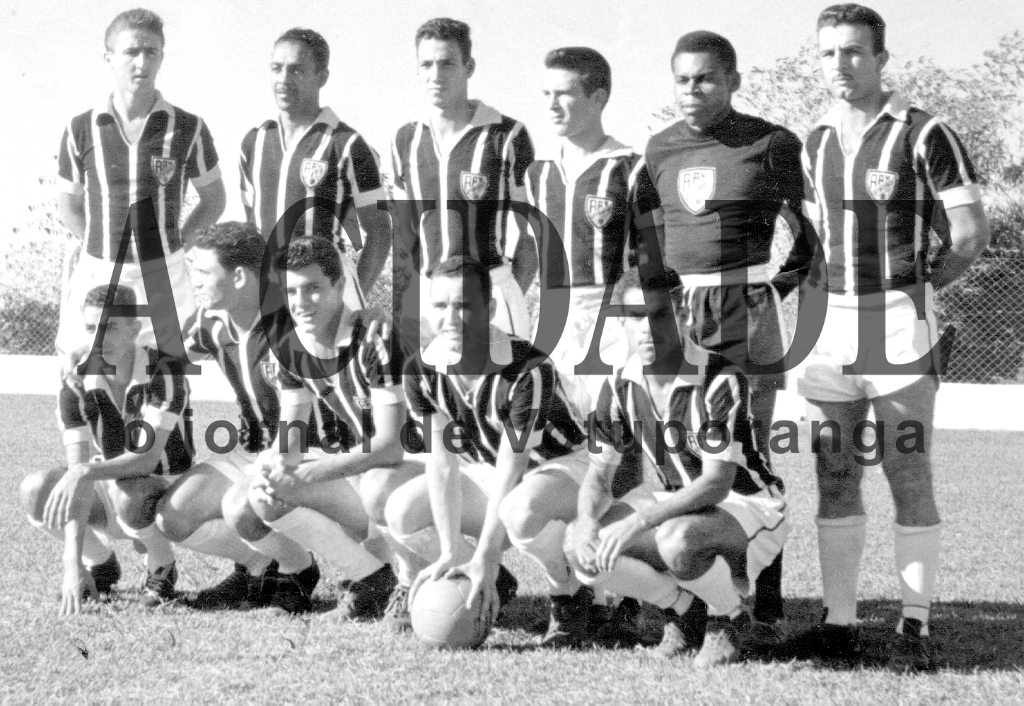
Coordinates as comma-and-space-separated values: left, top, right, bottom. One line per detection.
677, 167, 716, 214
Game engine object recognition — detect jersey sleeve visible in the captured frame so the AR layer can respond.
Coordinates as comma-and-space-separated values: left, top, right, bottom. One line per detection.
703, 373, 748, 467
56, 120, 85, 196
506, 122, 535, 198
917, 121, 983, 208
590, 377, 627, 469
57, 382, 91, 446
355, 319, 404, 405
801, 130, 824, 224
627, 159, 665, 270
767, 128, 814, 298
239, 128, 258, 222
182, 309, 216, 362
186, 117, 221, 189
343, 133, 386, 209
143, 365, 189, 431
505, 366, 549, 449
390, 126, 411, 197
402, 359, 438, 418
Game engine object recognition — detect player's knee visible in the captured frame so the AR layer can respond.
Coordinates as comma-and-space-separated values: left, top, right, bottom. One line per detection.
154, 499, 192, 543
359, 477, 391, 526
497, 490, 545, 544
656, 517, 711, 579
383, 484, 425, 537
20, 468, 58, 518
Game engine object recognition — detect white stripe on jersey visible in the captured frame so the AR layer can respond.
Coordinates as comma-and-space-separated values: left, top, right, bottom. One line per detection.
160, 109, 178, 256
252, 128, 267, 231
593, 159, 617, 286
93, 117, 110, 259
877, 121, 903, 280
410, 125, 429, 264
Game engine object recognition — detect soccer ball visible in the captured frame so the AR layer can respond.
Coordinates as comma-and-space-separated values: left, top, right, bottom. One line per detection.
410, 576, 493, 649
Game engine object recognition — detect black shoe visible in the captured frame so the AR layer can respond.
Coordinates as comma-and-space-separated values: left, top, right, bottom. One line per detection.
382, 584, 412, 633
140, 562, 177, 608
694, 614, 744, 667
194, 563, 254, 608
292, 556, 320, 597
89, 552, 121, 595
496, 565, 518, 611
539, 586, 593, 648
653, 598, 707, 658
889, 618, 933, 671
328, 565, 398, 621
267, 572, 313, 616
592, 598, 643, 648
789, 610, 862, 660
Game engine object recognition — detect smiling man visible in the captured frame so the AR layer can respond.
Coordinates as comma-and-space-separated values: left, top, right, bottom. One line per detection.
631, 30, 813, 639
55, 8, 225, 357
240, 28, 391, 305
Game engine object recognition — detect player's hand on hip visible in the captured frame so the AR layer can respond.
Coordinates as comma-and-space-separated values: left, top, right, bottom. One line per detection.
595, 514, 645, 574
60, 560, 97, 616
409, 555, 458, 607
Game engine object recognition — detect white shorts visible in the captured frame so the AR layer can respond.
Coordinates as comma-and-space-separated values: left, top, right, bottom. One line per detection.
620, 484, 788, 594
537, 285, 629, 418
402, 263, 532, 351
794, 285, 940, 402
92, 472, 176, 541
461, 449, 590, 497
55, 250, 197, 358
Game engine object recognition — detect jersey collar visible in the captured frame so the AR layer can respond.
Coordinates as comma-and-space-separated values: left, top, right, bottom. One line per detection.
815, 91, 911, 130
82, 344, 150, 405
94, 91, 172, 124
273, 105, 341, 130
420, 99, 503, 130
540, 135, 634, 180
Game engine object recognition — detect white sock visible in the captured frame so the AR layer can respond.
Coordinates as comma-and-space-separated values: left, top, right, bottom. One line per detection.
817, 515, 867, 625
119, 520, 175, 571
895, 522, 942, 636
177, 519, 269, 575
508, 520, 580, 596
267, 507, 383, 583
579, 556, 690, 613
244, 532, 311, 575
28, 515, 116, 568
378, 525, 427, 587
676, 556, 742, 618
390, 525, 474, 565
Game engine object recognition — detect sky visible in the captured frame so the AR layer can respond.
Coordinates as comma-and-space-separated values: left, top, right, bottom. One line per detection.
2, 0, 1022, 235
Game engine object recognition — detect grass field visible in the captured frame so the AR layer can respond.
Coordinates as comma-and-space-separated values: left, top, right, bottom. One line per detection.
2, 393, 1023, 704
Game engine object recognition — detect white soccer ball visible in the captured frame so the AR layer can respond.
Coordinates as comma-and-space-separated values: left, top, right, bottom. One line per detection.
410, 576, 493, 649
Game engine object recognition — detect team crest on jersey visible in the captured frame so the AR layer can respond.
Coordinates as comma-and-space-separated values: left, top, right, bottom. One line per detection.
151, 157, 177, 186
866, 169, 898, 203
300, 159, 329, 188
686, 432, 702, 455
460, 171, 489, 200
585, 195, 615, 228
260, 361, 278, 386
677, 167, 716, 214
354, 396, 373, 410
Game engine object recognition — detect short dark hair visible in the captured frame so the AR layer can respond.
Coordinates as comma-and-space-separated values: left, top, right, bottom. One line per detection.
192, 222, 265, 275
277, 237, 342, 285
612, 267, 683, 310
415, 18, 472, 63
428, 256, 491, 299
671, 31, 737, 74
83, 284, 137, 319
544, 47, 612, 99
276, 27, 330, 73
817, 4, 886, 55
105, 8, 164, 51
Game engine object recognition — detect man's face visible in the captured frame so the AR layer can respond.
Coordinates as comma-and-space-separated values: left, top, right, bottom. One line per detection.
818, 24, 886, 104
621, 287, 678, 365
83, 305, 139, 362
542, 68, 604, 140
190, 247, 237, 311
672, 51, 738, 131
429, 273, 491, 356
105, 29, 163, 96
417, 38, 473, 110
271, 41, 326, 113
286, 264, 344, 336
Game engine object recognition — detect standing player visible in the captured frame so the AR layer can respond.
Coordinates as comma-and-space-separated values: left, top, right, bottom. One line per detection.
385, 256, 594, 647
794, 4, 990, 670
154, 222, 321, 613
240, 28, 392, 306
245, 237, 423, 620
391, 18, 535, 352
632, 30, 812, 633
564, 268, 788, 666
21, 285, 191, 612
55, 9, 225, 355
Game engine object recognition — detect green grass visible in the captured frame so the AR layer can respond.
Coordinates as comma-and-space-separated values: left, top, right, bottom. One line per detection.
2, 394, 1023, 703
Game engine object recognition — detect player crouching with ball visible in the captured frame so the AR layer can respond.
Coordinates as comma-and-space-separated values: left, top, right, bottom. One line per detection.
564, 267, 789, 666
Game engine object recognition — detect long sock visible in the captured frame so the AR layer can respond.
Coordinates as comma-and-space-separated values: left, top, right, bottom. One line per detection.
177, 519, 269, 575
817, 515, 867, 625
895, 522, 942, 636
244, 532, 311, 575
508, 520, 580, 596
118, 520, 175, 571
28, 516, 114, 567
378, 525, 427, 587
390, 526, 475, 565
579, 556, 691, 613
676, 556, 742, 618
267, 507, 382, 582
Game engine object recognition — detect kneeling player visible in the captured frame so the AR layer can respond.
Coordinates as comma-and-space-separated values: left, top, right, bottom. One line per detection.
245, 237, 423, 621
564, 268, 788, 666
386, 256, 594, 646
21, 285, 189, 612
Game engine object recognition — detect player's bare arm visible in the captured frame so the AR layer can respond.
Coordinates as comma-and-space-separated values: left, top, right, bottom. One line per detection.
567, 457, 617, 575
354, 204, 392, 294
56, 192, 87, 241
180, 178, 227, 247
929, 201, 991, 289
53, 438, 99, 614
